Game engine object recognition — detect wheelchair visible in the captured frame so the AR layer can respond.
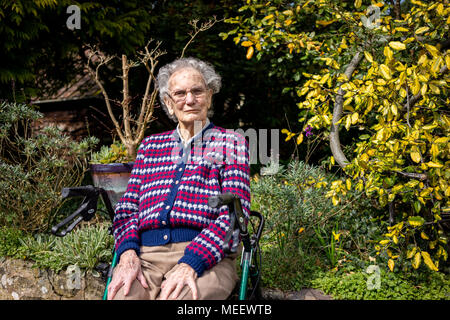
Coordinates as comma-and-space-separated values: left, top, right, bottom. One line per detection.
51, 185, 265, 300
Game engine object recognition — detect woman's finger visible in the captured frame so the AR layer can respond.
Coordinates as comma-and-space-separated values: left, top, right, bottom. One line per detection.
187, 277, 198, 300
159, 280, 175, 300
107, 279, 122, 300
137, 270, 149, 289
169, 282, 184, 300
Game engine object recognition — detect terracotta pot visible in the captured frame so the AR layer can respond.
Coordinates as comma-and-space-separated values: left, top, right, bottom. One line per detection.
90, 162, 134, 208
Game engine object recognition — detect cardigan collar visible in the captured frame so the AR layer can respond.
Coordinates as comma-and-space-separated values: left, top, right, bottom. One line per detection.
175, 119, 213, 148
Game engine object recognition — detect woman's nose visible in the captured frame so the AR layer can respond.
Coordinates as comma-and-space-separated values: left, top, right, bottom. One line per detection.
185, 91, 196, 104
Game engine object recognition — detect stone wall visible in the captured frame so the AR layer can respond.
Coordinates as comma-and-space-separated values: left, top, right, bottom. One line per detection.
0, 257, 105, 300
0, 257, 332, 300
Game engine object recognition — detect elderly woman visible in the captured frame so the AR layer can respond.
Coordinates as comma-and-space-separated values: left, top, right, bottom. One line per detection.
107, 57, 251, 300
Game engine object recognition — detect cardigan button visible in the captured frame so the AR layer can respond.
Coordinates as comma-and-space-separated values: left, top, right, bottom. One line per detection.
162, 221, 166, 225
165, 205, 170, 209
163, 235, 168, 240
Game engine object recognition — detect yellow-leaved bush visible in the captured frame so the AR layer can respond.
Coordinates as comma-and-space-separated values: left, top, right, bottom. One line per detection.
226, 0, 449, 272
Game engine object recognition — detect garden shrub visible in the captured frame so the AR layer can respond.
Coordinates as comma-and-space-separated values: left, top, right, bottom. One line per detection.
311, 266, 450, 300
251, 160, 383, 289
18, 223, 114, 273
0, 102, 98, 233
0, 223, 113, 273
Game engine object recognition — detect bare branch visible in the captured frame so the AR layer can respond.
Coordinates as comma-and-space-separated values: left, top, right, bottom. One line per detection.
394, 170, 427, 180
85, 49, 126, 143
180, 16, 220, 58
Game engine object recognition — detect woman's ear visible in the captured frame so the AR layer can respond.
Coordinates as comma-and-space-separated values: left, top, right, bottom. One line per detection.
164, 96, 175, 115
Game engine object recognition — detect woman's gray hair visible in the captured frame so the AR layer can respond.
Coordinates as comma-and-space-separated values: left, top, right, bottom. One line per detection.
156, 57, 221, 122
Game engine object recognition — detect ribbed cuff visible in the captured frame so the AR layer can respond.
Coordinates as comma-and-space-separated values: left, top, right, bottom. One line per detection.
178, 254, 206, 277
116, 240, 140, 261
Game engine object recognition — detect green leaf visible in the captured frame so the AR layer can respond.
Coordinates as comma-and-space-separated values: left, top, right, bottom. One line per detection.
408, 216, 425, 227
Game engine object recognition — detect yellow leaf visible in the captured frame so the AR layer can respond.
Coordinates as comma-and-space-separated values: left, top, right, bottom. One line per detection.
388, 259, 395, 272
410, 150, 421, 163
332, 196, 339, 206
431, 57, 443, 73
421, 251, 439, 271
296, 133, 304, 145
421, 231, 429, 240
383, 46, 393, 60
319, 73, 330, 84
412, 252, 421, 269
425, 44, 440, 57
379, 64, 392, 80
395, 27, 409, 32
346, 178, 352, 190
434, 137, 449, 144
446, 55, 450, 69
364, 51, 373, 63
379, 239, 390, 245
407, 247, 417, 259
316, 20, 336, 27
427, 161, 443, 168
246, 46, 254, 60
389, 41, 406, 50
345, 115, 351, 130
393, 235, 398, 244
354, 0, 362, 9
415, 26, 429, 34
429, 84, 440, 94
436, 3, 444, 15
391, 104, 398, 116
262, 14, 274, 21
241, 41, 253, 47
351, 112, 359, 124
418, 54, 428, 66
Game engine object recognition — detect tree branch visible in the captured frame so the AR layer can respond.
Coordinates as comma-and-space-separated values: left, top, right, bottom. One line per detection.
85, 49, 126, 144
180, 17, 220, 58
330, 51, 363, 168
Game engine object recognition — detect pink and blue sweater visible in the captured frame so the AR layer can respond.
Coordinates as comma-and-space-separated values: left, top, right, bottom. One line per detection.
113, 122, 251, 277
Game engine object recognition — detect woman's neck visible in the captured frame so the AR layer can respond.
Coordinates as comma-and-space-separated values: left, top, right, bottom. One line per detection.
178, 119, 208, 142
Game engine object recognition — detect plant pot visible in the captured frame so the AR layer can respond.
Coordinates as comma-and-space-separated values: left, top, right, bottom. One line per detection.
90, 162, 134, 208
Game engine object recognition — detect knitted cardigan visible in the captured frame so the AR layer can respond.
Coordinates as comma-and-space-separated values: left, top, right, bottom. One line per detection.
113, 122, 251, 277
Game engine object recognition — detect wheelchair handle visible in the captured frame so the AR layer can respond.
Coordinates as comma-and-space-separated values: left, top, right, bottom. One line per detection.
61, 185, 98, 199
52, 185, 115, 237
207, 192, 236, 208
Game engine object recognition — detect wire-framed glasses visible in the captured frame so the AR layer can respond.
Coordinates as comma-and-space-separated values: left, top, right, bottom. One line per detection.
167, 86, 208, 103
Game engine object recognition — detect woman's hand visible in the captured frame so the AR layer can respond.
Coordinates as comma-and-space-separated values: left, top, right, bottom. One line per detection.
159, 263, 198, 300
107, 249, 148, 300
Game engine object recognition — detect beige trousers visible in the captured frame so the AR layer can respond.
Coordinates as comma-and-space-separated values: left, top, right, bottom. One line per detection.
112, 241, 239, 300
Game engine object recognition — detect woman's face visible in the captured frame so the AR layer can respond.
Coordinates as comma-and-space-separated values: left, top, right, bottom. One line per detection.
164, 67, 212, 126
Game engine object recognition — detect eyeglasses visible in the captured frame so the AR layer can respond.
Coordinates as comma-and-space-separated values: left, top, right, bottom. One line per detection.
167, 86, 208, 103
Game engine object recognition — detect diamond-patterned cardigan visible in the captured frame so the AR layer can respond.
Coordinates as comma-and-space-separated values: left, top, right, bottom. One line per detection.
113, 122, 251, 277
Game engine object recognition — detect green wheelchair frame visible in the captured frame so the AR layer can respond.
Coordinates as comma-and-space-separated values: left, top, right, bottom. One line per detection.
52, 185, 264, 300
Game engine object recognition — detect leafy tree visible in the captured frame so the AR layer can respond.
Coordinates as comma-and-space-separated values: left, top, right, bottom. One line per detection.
226, 0, 449, 273
0, 0, 154, 101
